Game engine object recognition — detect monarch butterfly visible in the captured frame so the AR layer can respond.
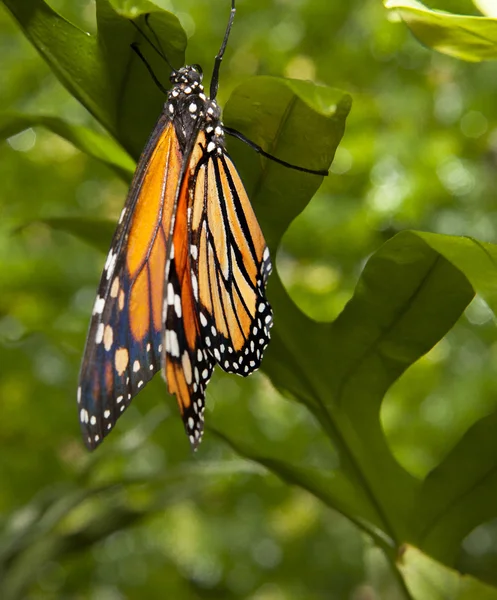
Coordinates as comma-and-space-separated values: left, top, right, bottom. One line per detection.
78, 0, 326, 450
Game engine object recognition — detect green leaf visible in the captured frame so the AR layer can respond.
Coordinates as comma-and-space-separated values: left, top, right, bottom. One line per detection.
323, 231, 497, 565
416, 412, 497, 565
398, 545, 497, 600
404, 235, 497, 562
384, 0, 497, 62
0, 113, 135, 181
0, 0, 186, 157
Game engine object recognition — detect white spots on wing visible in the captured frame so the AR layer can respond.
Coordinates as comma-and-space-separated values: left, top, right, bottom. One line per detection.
210, 325, 216, 336
167, 283, 175, 305
174, 294, 182, 318
93, 296, 105, 315
215, 126, 223, 136
104, 410, 110, 419
189, 103, 197, 113
202, 369, 209, 380
258, 302, 265, 313
197, 349, 203, 362
205, 336, 211, 347
166, 329, 180, 357
190, 244, 198, 260
199, 312, 207, 327
80, 408, 89, 424
172, 89, 179, 98
214, 348, 220, 361
77, 387, 81, 404
95, 434, 100, 442
114, 347, 129, 375
103, 325, 113, 351
147, 343, 151, 352
90, 415, 97, 426
170, 243, 175, 260
207, 107, 214, 115
194, 366, 199, 382
104, 250, 117, 280
158, 344, 163, 353
117, 395, 123, 404
199, 93, 206, 100
206, 126, 213, 133
95, 323, 104, 344
133, 360, 140, 373
168, 103, 174, 114
182, 351, 192, 385
150, 364, 154, 370
138, 380, 144, 388
110, 277, 119, 298
207, 141, 216, 153
263, 247, 270, 262
191, 272, 198, 300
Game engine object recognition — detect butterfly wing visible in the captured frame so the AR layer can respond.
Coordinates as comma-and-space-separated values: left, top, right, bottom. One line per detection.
78, 116, 182, 449
191, 150, 273, 374
162, 131, 215, 449
162, 132, 273, 449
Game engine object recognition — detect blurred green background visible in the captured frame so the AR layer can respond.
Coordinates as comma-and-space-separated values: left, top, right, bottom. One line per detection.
2, 0, 497, 597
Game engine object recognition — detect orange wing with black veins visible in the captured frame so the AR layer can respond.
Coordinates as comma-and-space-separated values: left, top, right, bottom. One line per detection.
163, 133, 273, 449
78, 117, 182, 449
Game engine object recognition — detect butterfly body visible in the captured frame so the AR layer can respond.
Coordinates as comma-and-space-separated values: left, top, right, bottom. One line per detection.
78, 60, 273, 450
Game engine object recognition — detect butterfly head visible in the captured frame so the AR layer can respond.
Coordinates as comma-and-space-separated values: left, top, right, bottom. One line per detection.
170, 65, 204, 90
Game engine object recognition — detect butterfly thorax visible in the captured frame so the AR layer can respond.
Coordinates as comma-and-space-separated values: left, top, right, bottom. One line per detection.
166, 65, 225, 155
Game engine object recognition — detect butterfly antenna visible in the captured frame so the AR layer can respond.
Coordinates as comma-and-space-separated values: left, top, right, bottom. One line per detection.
131, 43, 169, 94
130, 16, 176, 74
210, 0, 236, 100
144, 14, 177, 73
224, 127, 329, 176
